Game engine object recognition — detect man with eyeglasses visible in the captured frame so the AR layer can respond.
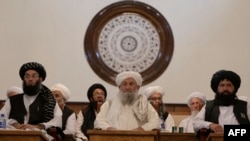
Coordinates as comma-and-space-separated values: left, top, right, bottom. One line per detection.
75, 83, 107, 141
0, 62, 62, 130
144, 86, 175, 132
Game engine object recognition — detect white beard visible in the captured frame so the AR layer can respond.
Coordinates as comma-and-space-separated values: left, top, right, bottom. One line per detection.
119, 90, 139, 105
106, 90, 140, 128
191, 110, 199, 117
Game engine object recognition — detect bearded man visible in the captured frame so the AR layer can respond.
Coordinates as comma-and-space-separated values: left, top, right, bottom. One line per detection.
75, 83, 107, 141
94, 71, 159, 131
193, 70, 250, 133
179, 92, 206, 133
0, 62, 62, 130
143, 86, 175, 132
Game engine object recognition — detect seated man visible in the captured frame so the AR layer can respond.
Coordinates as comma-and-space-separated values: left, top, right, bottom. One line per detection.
51, 83, 76, 135
193, 70, 250, 133
94, 71, 159, 131
0, 62, 62, 130
0, 86, 23, 108
144, 86, 175, 132
75, 83, 107, 141
178, 92, 206, 133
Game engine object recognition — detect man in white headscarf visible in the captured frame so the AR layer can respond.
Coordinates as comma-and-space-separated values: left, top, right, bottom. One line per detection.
144, 86, 175, 132
6, 86, 23, 98
94, 71, 159, 131
0, 86, 23, 108
50, 83, 76, 135
178, 92, 206, 133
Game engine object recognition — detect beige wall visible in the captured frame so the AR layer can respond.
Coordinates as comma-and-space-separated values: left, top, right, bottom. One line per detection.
0, 0, 250, 103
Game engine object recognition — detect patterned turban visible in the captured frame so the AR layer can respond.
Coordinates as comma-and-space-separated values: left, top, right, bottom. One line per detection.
87, 83, 107, 101
115, 71, 142, 86
19, 62, 46, 81
51, 83, 71, 101
210, 70, 241, 93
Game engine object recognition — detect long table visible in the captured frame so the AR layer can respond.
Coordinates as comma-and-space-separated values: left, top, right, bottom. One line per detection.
88, 130, 225, 141
87, 130, 200, 141
0, 129, 223, 141
0, 129, 49, 141
159, 132, 198, 141
206, 133, 223, 141
88, 130, 158, 141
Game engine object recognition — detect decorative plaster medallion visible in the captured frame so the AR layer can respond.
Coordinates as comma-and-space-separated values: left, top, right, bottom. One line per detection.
84, 1, 174, 86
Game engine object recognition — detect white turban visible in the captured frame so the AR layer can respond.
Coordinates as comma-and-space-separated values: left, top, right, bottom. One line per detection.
51, 83, 71, 101
6, 86, 23, 95
115, 71, 142, 86
186, 92, 206, 108
143, 86, 165, 99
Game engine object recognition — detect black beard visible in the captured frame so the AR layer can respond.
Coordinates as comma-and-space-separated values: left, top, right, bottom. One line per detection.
214, 91, 236, 106
89, 101, 97, 110
90, 100, 105, 110
23, 81, 41, 96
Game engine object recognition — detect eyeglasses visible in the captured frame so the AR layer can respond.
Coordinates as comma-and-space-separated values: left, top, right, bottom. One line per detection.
149, 97, 162, 101
93, 92, 105, 97
24, 74, 39, 79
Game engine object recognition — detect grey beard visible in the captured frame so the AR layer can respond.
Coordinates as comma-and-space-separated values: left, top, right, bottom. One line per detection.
119, 90, 139, 105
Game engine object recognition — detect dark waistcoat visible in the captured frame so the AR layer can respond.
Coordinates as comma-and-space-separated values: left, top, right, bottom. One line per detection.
9, 94, 44, 124
62, 106, 75, 131
205, 99, 250, 124
81, 103, 96, 139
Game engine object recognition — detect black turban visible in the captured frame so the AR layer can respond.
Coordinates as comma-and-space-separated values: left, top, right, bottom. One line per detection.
87, 83, 107, 101
210, 70, 241, 93
19, 62, 46, 81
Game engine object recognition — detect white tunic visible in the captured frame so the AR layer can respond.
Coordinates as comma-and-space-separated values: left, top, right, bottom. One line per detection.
178, 115, 195, 133
94, 98, 159, 131
75, 110, 90, 141
63, 110, 76, 135
163, 113, 175, 132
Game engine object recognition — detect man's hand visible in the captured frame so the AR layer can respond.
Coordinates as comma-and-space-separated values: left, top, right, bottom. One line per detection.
209, 123, 223, 133
11, 123, 22, 129
132, 127, 144, 131
12, 123, 45, 130
106, 127, 117, 130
